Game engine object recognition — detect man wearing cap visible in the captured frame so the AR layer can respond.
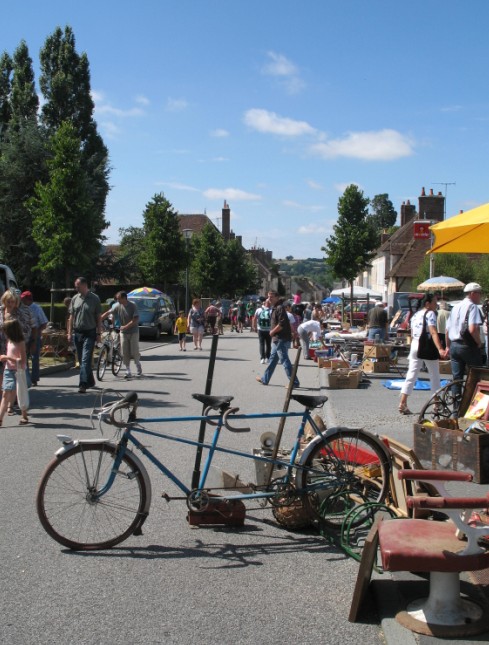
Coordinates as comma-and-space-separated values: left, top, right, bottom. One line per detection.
446, 282, 484, 393
20, 291, 48, 386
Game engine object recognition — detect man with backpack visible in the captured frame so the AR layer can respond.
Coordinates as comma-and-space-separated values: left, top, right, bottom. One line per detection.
255, 291, 300, 388
254, 298, 272, 363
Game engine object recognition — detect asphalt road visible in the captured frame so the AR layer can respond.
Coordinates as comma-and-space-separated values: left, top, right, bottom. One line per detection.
0, 331, 387, 645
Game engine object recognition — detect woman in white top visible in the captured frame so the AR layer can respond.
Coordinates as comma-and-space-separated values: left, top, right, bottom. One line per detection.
399, 293, 448, 415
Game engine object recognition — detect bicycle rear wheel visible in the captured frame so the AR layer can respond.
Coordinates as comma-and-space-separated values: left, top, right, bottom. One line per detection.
112, 349, 123, 376
37, 443, 148, 550
296, 429, 390, 529
96, 345, 109, 381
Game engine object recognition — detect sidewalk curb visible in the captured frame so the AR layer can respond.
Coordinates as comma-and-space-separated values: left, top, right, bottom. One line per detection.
40, 360, 75, 376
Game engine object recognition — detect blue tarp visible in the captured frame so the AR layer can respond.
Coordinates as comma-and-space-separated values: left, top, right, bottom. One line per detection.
382, 379, 450, 390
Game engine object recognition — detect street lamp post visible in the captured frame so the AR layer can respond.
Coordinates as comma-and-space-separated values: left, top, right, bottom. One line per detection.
183, 229, 193, 313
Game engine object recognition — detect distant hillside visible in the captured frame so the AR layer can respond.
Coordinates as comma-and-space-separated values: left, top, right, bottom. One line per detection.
278, 257, 333, 288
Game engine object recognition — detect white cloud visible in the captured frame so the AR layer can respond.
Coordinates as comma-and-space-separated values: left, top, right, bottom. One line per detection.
210, 128, 230, 138
166, 97, 188, 112
262, 51, 305, 94
92, 90, 145, 118
203, 188, 262, 201
158, 182, 200, 192
282, 200, 325, 213
334, 182, 363, 193
244, 108, 315, 137
298, 223, 329, 235
441, 105, 462, 113
135, 95, 150, 106
310, 129, 414, 161
306, 179, 324, 190
100, 121, 121, 139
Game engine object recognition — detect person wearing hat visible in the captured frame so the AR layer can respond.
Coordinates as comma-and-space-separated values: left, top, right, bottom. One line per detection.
446, 282, 484, 394
20, 291, 48, 386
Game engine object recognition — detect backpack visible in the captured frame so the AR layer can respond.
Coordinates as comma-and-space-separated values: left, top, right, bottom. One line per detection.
258, 308, 271, 330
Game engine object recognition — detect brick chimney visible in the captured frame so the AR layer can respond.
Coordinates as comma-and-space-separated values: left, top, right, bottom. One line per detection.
222, 201, 230, 241
400, 199, 416, 226
418, 187, 444, 222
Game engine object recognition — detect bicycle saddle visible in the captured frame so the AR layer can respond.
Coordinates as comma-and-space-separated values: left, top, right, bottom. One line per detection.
290, 394, 328, 410
192, 393, 234, 411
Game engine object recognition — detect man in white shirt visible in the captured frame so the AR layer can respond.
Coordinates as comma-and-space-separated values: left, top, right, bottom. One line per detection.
446, 282, 484, 394
297, 319, 322, 360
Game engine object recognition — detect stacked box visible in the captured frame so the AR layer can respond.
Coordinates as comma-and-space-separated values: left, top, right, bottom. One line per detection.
363, 344, 392, 359
318, 357, 349, 370
362, 358, 390, 374
328, 369, 361, 389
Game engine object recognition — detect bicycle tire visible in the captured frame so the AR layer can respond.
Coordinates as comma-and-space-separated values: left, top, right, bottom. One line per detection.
111, 349, 123, 376
296, 429, 390, 530
36, 443, 148, 550
96, 345, 109, 381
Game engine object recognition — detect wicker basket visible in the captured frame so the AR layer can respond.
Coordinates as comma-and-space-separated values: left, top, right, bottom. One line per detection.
272, 498, 312, 529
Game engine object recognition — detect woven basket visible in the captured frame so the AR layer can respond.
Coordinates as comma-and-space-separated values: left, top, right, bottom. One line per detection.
272, 498, 311, 530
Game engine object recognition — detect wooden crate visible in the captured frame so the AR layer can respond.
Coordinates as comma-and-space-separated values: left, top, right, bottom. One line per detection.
363, 344, 392, 359
362, 358, 390, 374
328, 369, 361, 389
413, 422, 489, 484
439, 360, 452, 374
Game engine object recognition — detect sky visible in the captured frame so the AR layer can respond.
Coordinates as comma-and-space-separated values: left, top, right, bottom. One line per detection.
2, 1, 489, 259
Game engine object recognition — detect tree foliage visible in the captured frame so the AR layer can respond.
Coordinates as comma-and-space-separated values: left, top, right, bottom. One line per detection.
190, 222, 226, 297
322, 184, 378, 321
137, 193, 185, 289
369, 193, 397, 230
416, 253, 489, 295
29, 121, 104, 285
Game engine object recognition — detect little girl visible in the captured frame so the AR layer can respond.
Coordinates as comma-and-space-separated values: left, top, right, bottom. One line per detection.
0, 319, 29, 425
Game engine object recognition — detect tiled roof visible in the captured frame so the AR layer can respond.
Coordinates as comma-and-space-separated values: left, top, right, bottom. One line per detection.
178, 214, 219, 235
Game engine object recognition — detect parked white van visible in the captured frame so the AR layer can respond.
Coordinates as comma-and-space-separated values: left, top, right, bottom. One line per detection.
0, 264, 18, 296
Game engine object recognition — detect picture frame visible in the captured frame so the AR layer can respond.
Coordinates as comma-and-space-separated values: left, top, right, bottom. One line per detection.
464, 380, 489, 421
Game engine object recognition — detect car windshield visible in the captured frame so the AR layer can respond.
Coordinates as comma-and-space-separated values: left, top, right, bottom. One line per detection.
129, 298, 157, 312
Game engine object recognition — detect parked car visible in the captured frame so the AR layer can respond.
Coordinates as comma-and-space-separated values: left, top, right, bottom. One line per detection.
344, 301, 377, 325
128, 293, 176, 339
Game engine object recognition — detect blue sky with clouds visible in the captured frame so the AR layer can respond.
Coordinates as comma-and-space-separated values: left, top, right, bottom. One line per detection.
2, 1, 489, 258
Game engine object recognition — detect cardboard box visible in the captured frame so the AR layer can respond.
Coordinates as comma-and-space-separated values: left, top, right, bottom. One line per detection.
362, 358, 390, 374
363, 344, 392, 359
439, 360, 452, 374
413, 422, 489, 484
318, 357, 349, 370
328, 369, 361, 389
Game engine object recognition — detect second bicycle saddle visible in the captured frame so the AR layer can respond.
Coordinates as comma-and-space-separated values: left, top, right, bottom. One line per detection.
192, 393, 234, 411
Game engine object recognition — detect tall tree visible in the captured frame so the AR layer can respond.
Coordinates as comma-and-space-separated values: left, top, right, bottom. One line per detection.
190, 223, 226, 297
221, 239, 260, 296
139, 193, 185, 289
322, 184, 378, 322
10, 40, 38, 129
28, 121, 105, 285
0, 52, 13, 140
370, 193, 397, 230
39, 25, 110, 243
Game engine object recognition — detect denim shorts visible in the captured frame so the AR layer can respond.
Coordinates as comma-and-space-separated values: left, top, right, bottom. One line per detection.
2, 368, 17, 391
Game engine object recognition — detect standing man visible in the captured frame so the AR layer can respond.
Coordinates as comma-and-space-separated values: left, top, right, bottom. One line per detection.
67, 277, 102, 393
367, 302, 388, 341
436, 299, 450, 349
255, 291, 299, 388
20, 291, 48, 386
102, 291, 142, 379
446, 282, 484, 395
254, 298, 272, 364
297, 318, 322, 361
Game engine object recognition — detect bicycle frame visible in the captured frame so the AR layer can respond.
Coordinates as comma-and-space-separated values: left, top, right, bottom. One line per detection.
94, 408, 324, 503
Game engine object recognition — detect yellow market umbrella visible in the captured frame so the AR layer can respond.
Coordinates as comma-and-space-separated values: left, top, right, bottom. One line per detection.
430, 203, 489, 253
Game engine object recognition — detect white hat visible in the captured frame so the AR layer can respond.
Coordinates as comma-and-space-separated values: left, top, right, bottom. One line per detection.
464, 282, 482, 293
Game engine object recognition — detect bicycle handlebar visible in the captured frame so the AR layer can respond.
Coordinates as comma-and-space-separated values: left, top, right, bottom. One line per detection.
109, 392, 138, 427
223, 407, 250, 433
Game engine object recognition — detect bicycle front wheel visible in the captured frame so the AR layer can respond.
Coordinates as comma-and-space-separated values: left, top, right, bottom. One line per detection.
297, 429, 389, 529
112, 349, 123, 376
37, 443, 148, 550
96, 345, 109, 381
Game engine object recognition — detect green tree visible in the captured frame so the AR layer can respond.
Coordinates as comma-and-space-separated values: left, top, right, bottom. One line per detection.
39, 25, 110, 244
29, 121, 106, 285
117, 226, 147, 283
10, 40, 38, 129
416, 253, 489, 295
221, 240, 260, 296
0, 52, 13, 139
190, 222, 225, 297
370, 193, 397, 230
139, 193, 184, 289
322, 184, 378, 322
